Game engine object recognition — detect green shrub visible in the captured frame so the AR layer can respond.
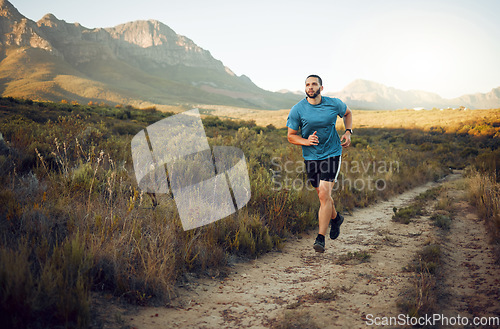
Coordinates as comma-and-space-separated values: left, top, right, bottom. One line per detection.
430, 213, 451, 230
392, 203, 424, 224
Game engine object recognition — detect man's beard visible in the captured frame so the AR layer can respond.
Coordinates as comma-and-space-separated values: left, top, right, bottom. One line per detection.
306, 89, 321, 99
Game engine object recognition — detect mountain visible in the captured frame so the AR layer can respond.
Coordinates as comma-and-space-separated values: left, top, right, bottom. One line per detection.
454, 87, 500, 110
0, 0, 498, 111
0, 0, 300, 109
327, 79, 500, 110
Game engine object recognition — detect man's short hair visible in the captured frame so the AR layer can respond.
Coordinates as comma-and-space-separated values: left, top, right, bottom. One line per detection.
306, 74, 322, 86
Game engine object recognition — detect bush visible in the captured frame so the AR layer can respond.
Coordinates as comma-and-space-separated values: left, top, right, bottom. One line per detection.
0, 236, 92, 328
467, 170, 500, 262
392, 203, 424, 224
430, 213, 451, 230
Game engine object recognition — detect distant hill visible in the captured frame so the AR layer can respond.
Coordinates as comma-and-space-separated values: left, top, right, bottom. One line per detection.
0, 0, 300, 109
326, 79, 500, 110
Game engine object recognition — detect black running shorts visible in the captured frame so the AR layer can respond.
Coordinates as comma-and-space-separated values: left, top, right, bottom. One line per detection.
304, 155, 342, 188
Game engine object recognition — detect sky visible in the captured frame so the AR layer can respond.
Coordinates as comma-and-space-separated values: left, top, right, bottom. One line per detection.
11, 0, 500, 98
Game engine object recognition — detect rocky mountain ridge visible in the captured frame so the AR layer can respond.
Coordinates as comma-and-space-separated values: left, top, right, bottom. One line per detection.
0, 0, 299, 109
35, 14, 224, 69
0, 0, 56, 54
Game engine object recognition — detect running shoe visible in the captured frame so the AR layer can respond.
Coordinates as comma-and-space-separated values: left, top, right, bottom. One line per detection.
313, 238, 325, 253
330, 213, 344, 240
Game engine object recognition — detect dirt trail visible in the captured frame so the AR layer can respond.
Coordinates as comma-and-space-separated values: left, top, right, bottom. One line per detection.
126, 173, 499, 328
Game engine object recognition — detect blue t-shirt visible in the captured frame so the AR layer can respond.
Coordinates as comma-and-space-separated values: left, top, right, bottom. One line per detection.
286, 96, 347, 160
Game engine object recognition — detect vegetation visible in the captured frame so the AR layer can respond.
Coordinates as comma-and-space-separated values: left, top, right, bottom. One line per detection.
335, 250, 372, 265
197, 106, 500, 131
396, 188, 451, 321
0, 97, 498, 328
271, 309, 320, 329
391, 186, 446, 224
398, 243, 441, 320
392, 203, 425, 224
467, 170, 500, 262
396, 168, 496, 324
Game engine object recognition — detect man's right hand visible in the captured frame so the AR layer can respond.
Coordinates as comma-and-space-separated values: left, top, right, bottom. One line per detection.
308, 131, 319, 146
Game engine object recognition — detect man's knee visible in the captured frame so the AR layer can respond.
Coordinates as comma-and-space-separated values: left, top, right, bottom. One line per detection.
317, 187, 332, 204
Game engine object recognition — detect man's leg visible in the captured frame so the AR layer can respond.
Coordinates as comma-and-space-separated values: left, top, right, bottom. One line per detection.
316, 180, 337, 236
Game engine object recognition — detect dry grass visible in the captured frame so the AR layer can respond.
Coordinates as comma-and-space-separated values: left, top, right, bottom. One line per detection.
0, 97, 498, 328
467, 170, 500, 262
398, 259, 438, 319
271, 309, 320, 329
0, 235, 92, 328
198, 105, 291, 128
199, 106, 500, 136
396, 185, 456, 321
398, 242, 442, 321
336, 250, 372, 265
352, 108, 500, 133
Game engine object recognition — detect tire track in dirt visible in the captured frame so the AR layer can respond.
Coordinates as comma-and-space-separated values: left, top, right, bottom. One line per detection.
126, 172, 498, 328
437, 188, 500, 327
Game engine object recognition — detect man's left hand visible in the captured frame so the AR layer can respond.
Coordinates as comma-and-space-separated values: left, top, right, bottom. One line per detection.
341, 132, 351, 148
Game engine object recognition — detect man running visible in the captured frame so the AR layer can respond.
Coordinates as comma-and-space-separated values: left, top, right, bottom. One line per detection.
286, 74, 353, 252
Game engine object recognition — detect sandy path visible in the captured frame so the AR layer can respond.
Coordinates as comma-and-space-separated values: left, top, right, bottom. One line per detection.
128, 178, 449, 329
125, 172, 499, 328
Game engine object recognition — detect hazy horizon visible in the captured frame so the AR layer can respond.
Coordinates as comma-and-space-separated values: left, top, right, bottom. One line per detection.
11, 0, 500, 99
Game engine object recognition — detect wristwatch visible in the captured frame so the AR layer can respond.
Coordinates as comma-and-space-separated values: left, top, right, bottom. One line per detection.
345, 129, 353, 134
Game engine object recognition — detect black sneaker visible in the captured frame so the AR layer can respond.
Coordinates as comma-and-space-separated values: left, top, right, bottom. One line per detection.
330, 214, 344, 240
313, 238, 325, 253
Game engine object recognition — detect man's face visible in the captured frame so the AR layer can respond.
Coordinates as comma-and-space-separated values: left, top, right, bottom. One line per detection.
305, 77, 323, 99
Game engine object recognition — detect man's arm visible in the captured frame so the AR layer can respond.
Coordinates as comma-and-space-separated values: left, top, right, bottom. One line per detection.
287, 127, 318, 146
340, 106, 353, 148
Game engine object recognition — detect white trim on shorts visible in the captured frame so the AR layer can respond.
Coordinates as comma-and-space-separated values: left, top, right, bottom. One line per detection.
334, 155, 342, 183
